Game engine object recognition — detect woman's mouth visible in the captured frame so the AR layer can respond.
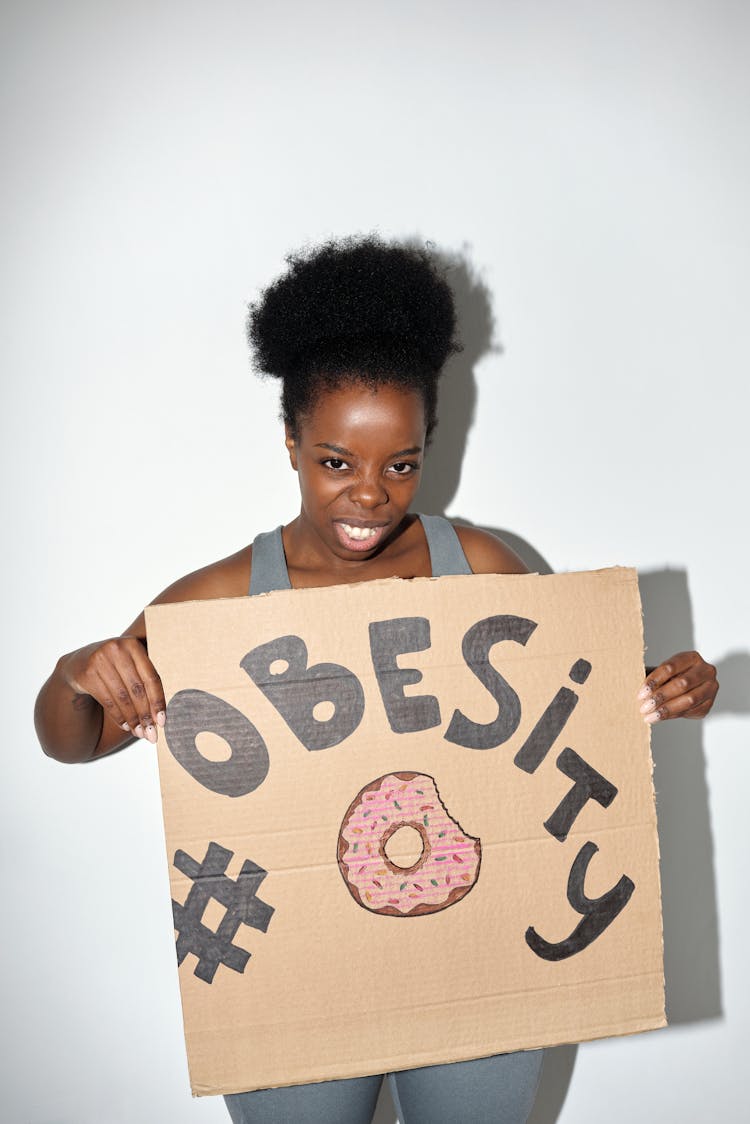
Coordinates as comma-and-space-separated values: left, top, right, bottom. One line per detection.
333, 521, 388, 552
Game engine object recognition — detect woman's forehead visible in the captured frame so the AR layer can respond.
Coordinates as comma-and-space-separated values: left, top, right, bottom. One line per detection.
299, 381, 427, 440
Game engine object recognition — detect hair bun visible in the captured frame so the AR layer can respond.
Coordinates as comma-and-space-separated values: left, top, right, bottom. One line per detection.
248, 236, 457, 379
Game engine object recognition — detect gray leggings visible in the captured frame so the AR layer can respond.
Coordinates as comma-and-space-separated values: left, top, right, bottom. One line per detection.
224, 1049, 545, 1123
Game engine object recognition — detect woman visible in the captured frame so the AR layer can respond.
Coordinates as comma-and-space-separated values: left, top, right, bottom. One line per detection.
34, 237, 719, 1123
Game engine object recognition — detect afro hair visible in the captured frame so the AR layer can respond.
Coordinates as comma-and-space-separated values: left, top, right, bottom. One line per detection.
247, 235, 460, 438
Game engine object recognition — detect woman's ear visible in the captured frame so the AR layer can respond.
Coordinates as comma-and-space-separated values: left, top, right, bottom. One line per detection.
284, 426, 298, 471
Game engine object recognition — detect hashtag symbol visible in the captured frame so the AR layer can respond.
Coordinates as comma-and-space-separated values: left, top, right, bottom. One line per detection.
172, 841, 274, 984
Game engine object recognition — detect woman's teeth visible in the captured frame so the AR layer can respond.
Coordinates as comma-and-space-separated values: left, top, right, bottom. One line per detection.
341, 524, 379, 541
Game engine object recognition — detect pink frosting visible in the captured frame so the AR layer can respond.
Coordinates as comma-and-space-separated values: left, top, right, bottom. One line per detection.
339, 773, 481, 915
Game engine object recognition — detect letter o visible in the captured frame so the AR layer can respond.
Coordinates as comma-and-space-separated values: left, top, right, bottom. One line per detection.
165, 689, 270, 797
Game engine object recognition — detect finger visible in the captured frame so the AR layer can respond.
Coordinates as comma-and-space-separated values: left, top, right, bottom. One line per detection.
682, 700, 713, 718
94, 643, 154, 740
88, 668, 140, 734
643, 678, 718, 723
639, 662, 710, 714
638, 652, 700, 698
130, 646, 167, 737
682, 678, 720, 718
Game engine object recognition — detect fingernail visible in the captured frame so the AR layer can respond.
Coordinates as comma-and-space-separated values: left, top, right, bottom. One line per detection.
640, 698, 656, 714
134, 724, 144, 738
145, 725, 157, 744
644, 711, 661, 724
156, 711, 166, 728
637, 685, 652, 700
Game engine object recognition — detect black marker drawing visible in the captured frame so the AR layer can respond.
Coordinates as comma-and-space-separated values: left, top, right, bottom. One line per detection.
544, 747, 618, 843
514, 658, 592, 774
172, 842, 274, 983
241, 634, 365, 750
369, 617, 441, 733
525, 840, 635, 961
444, 615, 538, 749
165, 689, 269, 796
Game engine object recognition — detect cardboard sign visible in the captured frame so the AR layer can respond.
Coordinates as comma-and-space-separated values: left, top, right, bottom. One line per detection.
145, 568, 665, 1096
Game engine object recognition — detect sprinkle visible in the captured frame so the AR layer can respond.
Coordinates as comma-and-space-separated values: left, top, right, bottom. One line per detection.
371, 822, 378, 831
381, 815, 388, 822
358, 864, 366, 874
400, 882, 407, 891
435, 855, 447, 861
388, 898, 399, 904
384, 791, 392, 800
408, 893, 420, 898
430, 879, 438, 886
461, 873, 471, 882
376, 868, 387, 876
365, 891, 373, 901
366, 794, 376, 800
366, 844, 373, 855
438, 831, 446, 838
413, 883, 423, 891
420, 804, 434, 811
352, 828, 363, 834
363, 810, 371, 817
453, 854, 464, 863
416, 789, 424, 795
394, 801, 402, 810
399, 783, 408, 791
373, 879, 383, 888
423, 815, 429, 826
446, 875, 451, 884
453, 836, 464, 843
352, 843, 358, 853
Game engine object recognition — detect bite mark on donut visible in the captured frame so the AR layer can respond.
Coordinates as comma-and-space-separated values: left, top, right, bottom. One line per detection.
337, 772, 482, 917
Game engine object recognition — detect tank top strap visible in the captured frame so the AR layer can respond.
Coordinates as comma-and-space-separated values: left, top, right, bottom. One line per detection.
418, 514, 473, 577
249, 526, 292, 595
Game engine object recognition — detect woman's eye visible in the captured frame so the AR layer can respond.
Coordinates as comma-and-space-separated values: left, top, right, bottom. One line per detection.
390, 461, 418, 475
323, 458, 348, 471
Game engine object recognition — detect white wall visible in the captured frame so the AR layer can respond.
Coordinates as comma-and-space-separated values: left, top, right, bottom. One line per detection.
3, 2, 748, 1121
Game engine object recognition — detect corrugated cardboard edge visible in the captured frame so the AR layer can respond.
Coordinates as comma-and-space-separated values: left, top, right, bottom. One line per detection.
636, 569, 667, 1031
194, 1012, 668, 1097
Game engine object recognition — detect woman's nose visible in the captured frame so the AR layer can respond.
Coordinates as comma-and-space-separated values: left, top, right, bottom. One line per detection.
348, 473, 389, 508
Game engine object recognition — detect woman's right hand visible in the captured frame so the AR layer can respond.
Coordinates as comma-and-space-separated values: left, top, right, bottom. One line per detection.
59, 636, 166, 744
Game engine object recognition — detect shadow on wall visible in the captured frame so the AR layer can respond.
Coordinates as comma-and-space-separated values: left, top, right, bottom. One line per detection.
415, 242, 493, 518
417, 243, 551, 576
638, 569, 724, 1028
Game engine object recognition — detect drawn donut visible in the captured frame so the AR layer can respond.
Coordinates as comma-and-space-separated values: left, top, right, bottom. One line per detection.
337, 772, 481, 916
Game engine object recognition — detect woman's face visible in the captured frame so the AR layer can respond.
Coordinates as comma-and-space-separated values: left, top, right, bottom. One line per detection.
286, 380, 426, 560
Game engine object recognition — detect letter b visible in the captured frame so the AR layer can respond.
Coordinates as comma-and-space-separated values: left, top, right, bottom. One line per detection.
241, 635, 364, 751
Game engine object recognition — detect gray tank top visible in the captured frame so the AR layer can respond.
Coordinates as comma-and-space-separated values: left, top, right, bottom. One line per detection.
249, 514, 471, 595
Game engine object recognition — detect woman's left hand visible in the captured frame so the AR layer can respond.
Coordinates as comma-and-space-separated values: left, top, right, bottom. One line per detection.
638, 651, 719, 723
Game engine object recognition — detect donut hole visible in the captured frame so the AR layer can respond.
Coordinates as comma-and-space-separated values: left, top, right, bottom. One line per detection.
383, 825, 425, 869
269, 659, 289, 676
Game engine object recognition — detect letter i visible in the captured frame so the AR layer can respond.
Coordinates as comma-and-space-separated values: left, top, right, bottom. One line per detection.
513, 659, 592, 774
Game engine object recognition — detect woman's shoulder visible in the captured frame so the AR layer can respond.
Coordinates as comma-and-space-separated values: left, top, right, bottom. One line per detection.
453, 523, 529, 575
151, 545, 253, 606
126, 545, 253, 638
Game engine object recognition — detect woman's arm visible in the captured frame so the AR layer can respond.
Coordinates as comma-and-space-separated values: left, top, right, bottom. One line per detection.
34, 547, 252, 764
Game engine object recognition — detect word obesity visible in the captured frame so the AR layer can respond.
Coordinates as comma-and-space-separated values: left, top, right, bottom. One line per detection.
163, 611, 634, 972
